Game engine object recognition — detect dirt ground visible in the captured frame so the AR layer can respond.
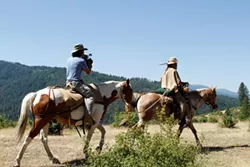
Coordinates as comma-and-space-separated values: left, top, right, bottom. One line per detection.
1, 122, 250, 167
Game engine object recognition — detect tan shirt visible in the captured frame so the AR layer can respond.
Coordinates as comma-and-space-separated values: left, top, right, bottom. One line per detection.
161, 68, 182, 91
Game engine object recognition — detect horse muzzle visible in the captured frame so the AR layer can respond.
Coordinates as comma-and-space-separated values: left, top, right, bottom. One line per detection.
212, 104, 218, 110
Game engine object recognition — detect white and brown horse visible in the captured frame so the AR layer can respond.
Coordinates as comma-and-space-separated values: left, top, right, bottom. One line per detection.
13, 79, 133, 167
122, 87, 218, 146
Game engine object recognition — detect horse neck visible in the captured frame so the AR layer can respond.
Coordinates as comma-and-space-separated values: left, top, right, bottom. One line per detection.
97, 81, 122, 99
189, 91, 205, 109
132, 92, 142, 102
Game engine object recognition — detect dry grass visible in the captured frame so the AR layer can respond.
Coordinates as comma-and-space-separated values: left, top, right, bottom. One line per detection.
1, 122, 250, 167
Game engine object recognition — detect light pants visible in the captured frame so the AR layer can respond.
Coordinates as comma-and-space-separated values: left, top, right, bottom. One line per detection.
68, 81, 95, 115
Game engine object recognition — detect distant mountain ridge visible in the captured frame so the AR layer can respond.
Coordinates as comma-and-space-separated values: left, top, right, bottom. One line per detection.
189, 85, 238, 98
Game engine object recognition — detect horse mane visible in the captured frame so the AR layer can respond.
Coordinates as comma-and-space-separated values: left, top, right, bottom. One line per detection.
195, 88, 209, 91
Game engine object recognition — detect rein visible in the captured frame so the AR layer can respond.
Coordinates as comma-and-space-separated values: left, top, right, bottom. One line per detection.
138, 91, 168, 113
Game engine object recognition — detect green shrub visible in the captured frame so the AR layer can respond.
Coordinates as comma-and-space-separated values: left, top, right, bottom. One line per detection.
0, 115, 16, 129
48, 120, 63, 135
208, 116, 218, 123
210, 111, 223, 116
112, 111, 138, 128
220, 109, 238, 128
87, 116, 202, 167
193, 115, 208, 123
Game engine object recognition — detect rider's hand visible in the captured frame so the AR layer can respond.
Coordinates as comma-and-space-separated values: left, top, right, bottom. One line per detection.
182, 82, 189, 87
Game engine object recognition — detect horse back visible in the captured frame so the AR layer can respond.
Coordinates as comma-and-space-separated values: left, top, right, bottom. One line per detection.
138, 92, 173, 110
56, 88, 84, 110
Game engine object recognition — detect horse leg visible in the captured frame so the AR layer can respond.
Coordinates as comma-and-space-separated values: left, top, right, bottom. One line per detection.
177, 125, 185, 138
40, 123, 60, 164
14, 117, 54, 167
95, 123, 106, 152
132, 117, 144, 129
83, 123, 98, 158
13, 136, 33, 167
119, 104, 134, 126
188, 122, 202, 147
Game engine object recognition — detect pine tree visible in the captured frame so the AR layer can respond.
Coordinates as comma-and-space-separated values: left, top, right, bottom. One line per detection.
239, 97, 250, 120
238, 82, 250, 120
238, 82, 248, 106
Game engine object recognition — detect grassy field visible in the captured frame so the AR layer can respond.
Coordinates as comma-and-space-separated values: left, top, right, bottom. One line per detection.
1, 122, 250, 167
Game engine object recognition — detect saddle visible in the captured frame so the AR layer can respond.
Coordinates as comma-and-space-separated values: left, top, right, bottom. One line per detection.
56, 83, 118, 118
154, 87, 172, 97
59, 83, 104, 110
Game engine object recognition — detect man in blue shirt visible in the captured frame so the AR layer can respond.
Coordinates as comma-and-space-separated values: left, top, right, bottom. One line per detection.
66, 44, 95, 126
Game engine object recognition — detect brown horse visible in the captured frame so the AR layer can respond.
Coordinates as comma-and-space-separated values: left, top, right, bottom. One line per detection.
13, 79, 133, 167
122, 87, 218, 146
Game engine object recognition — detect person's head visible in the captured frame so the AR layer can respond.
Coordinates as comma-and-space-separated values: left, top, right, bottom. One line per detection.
71, 44, 88, 57
167, 57, 178, 69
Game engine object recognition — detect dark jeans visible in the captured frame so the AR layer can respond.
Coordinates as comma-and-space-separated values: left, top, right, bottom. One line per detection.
172, 90, 191, 125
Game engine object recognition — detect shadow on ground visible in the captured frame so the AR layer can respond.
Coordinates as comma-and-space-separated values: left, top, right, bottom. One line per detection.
202, 144, 250, 153
62, 158, 87, 167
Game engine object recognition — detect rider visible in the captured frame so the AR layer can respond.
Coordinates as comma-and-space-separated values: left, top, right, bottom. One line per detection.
66, 44, 95, 126
160, 57, 191, 126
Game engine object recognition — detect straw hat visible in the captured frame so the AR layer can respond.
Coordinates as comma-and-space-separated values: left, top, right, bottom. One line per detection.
167, 57, 178, 65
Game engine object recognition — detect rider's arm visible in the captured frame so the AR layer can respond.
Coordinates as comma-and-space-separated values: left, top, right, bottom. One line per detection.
83, 68, 91, 75
174, 71, 182, 86
174, 71, 189, 86
80, 59, 91, 75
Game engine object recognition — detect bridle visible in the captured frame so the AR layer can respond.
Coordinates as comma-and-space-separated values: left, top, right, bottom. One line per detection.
118, 83, 131, 109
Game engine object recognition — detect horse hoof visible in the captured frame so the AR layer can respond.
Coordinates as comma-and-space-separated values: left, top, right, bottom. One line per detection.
96, 146, 102, 153
83, 153, 89, 160
13, 161, 20, 167
52, 157, 61, 164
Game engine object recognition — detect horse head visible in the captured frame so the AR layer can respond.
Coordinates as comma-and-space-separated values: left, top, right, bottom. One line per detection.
198, 87, 218, 110
119, 79, 133, 104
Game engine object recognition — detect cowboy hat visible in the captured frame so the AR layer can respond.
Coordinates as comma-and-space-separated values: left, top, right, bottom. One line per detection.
71, 44, 88, 53
167, 57, 178, 65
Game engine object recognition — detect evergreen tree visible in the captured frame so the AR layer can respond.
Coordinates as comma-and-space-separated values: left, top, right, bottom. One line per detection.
238, 82, 249, 106
238, 83, 250, 120
239, 97, 250, 120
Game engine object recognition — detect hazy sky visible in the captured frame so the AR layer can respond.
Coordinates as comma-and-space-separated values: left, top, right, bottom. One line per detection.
0, 0, 249, 92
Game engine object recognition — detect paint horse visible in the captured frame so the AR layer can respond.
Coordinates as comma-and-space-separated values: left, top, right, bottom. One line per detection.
122, 87, 218, 146
13, 79, 133, 167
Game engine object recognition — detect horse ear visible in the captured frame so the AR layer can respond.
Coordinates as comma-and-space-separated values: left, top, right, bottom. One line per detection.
126, 79, 130, 85
211, 86, 216, 91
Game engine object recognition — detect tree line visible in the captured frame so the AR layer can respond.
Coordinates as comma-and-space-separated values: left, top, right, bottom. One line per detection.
0, 60, 239, 123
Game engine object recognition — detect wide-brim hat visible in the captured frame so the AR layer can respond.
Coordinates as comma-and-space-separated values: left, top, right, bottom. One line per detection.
72, 44, 88, 53
167, 57, 178, 65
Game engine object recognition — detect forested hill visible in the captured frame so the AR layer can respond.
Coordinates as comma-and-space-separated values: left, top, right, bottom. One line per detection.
0, 60, 238, 123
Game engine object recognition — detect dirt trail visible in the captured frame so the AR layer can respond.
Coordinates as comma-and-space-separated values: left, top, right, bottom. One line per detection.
1, 122, 250, 167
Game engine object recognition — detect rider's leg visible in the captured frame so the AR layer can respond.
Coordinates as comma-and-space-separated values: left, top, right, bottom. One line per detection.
79, 84, 95, 114
173, 92, 189, 125
71, 81, 96, 125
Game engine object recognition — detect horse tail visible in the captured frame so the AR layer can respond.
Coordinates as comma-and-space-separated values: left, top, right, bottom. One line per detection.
15, 92, 37, 144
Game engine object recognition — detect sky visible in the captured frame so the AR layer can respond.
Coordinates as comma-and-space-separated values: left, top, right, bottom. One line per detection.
0, 0, 249, 92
